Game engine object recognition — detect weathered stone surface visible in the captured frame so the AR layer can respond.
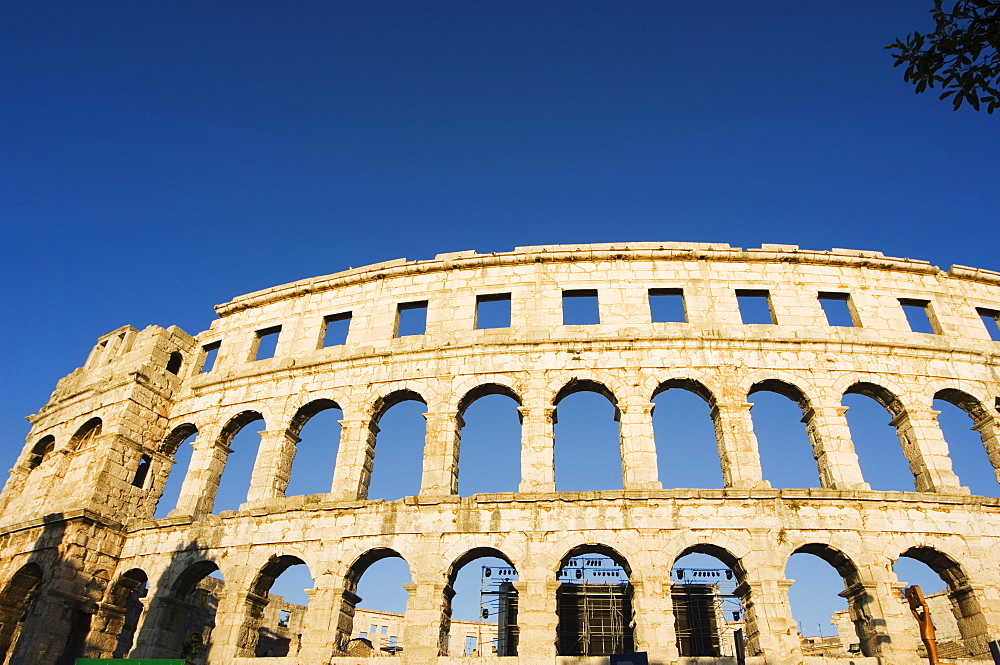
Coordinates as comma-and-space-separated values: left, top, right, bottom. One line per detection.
0, 243, 998, 664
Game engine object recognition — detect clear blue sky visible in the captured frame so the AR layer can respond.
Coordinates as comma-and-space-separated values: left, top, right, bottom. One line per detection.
2, 0, 996, 645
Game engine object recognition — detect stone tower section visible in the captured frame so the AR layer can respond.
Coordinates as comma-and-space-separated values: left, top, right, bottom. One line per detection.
0, 242, 998, 665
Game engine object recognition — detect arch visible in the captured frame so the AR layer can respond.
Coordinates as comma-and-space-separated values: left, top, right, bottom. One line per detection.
651, 378, 717, 408
457, 383, 522, 416
166, 351, 183, 375
842, 383, 915, 491
160, 423, 198, 456
219, 411, 266, 448
337, 549, 411, 654
100, 568, 149, 658
457, 387, 521, 496
237, 555, 312, 657
786, 544, 882, 656
748, 379, 812, 411
933, 388, 1000, 491
0, 563, 44, 662
69, 417, 103, 451
27, 435, 56, 469
895, 546, 990, 658
555, 378, 618, 406
442, 548, 519, 656
652, 379, 721, 489
748, 379, 819, 488
844, 382, 905, 417
371, 389, 427, 425
671, 545, 752, 658
287, 399, 342, 438
556, 544, 633, 655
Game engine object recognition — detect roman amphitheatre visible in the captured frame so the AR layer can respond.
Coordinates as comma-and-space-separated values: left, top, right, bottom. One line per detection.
0, 242, 997, 665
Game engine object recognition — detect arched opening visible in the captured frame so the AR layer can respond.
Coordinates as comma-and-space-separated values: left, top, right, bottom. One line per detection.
143, 560, 223, 662
27, 435, 56, 470
748, 380, 820, 488
237, 556, 314, 658
286, 399, 343, 497
842, 384, 914, 491
166, 351, 183, 375
213, 411, 265, 513
69, 417, 102, 451
554, 380, 622, 492
671, 546, 748, 658
652, 380, 722, 488
442, 548, 519, 656
0, 563, 43, 662
933, 390, 999, 496
337, 549, 412, 655
894, 547, 990, 659
556, 545, 634, 656
785, 545, 881, 657
457, 385, 522, 496
366, 391, 427, 501
154, 424, 198, 519
95, 568, 149, 658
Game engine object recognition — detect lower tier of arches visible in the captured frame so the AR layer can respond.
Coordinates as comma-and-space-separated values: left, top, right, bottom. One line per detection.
1, 492, 999, 665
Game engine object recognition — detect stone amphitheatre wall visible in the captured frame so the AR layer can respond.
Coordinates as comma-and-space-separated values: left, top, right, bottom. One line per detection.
0, 242, 998, 665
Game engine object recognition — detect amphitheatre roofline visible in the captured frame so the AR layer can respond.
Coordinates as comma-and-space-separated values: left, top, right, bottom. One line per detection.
214, 242, 1000, 318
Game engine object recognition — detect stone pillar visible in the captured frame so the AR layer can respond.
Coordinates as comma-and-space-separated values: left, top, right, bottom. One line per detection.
171, 424, 227, 517
632, 578, 677, 661
736, 577, 801, 665
618, 399, 662, 491
205, 585, 266, 661
420, 409, 460, 497
401, 580, 445, 661
518, 404, 556, 493
862, 570, 922, 665
970, 412, 1000, 484
329, 417, 376, 500
711, 401, 770, 489
331, 587, 361, 654
803, 404, 870, 490
891, 409, 968, 494
512, 575, 558, 665
129, 592, 187, 658
246, 429, 299, 504
297, 583, 341, 662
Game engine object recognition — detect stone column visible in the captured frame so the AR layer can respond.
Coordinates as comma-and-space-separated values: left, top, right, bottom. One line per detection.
246, 429, 299, 504
736, 577, 801, 664
295, 584, 340, 662
631, 578, 678, 661
171, 424, 227, 517
329, 417, 377, 500
891, 408, 967, 494
205, 585, 267, 661
970, 412, 1000, 484
711, 401, 770, 489
420, 409, 460, 497
858, 565, 922, 665
803, 403, 870, 490
331, 587, 361, 654
518, 404, 556, 493
401, 580, 446, 661
512, 574, 558, 665
618, 399, 662, 491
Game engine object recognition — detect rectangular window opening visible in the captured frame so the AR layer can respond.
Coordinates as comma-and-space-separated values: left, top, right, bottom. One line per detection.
396, 301, 428, 337
254, 326, 282, 360
562, 289, 600, 325
381, 626, 388, 634
132, 454, 151, 488
359, 632, 367, 639
476, 293, 512, 329
649, 288, 686, 323
977, 307, 1000, 341
200, 342, 221, 373
278, 609, 291, 627
818, 292, 857, 327
899, 298, 939, 334
465, 636, 478, 656
322, 311, 352, 347
736, 289, 775, 324
370, 624, 378, 635
388, 636, 398, 647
